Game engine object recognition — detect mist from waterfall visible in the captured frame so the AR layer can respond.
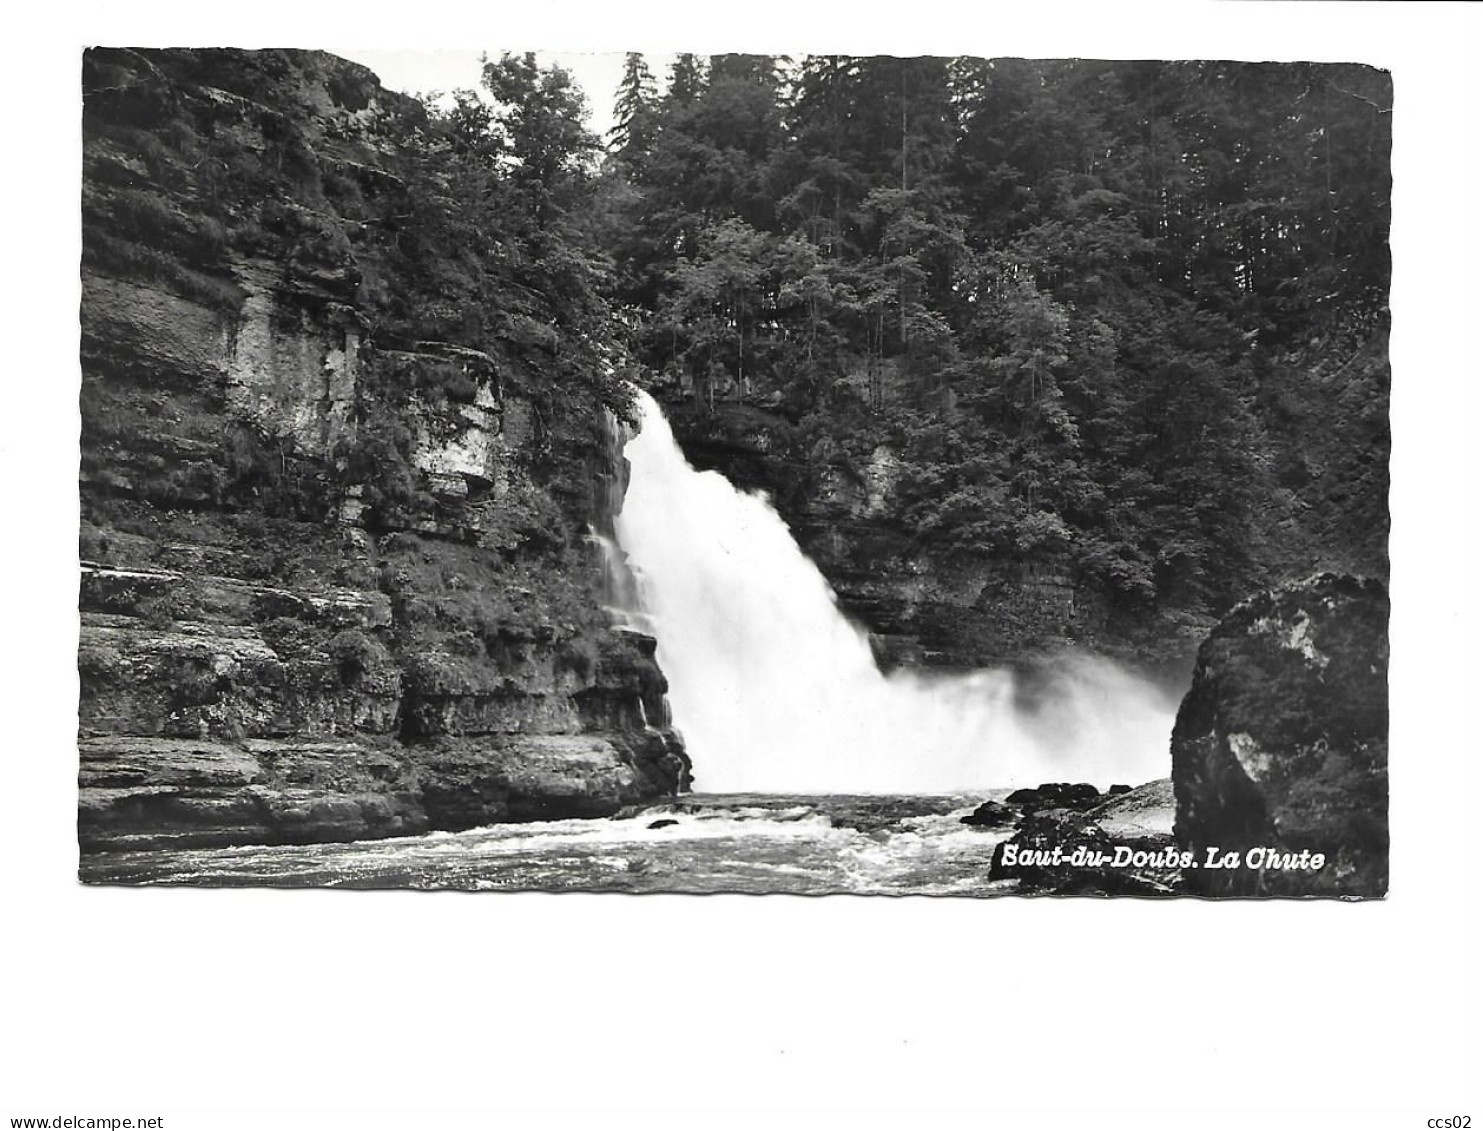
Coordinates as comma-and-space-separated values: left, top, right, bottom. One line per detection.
609, 389, 1180, 794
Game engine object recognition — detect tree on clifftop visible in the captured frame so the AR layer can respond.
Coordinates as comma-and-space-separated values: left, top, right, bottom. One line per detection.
609, 52, 658, 164
482, 52, 600, 231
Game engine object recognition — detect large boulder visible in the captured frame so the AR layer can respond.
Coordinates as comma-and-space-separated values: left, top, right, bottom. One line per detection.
1172, 574, 1388, 898
959, 798, 1017, 827
1088, 778, 1175, 838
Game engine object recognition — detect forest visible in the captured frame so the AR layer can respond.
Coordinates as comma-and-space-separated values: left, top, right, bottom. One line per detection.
475, 52, 1391, 649
83, 48, 1391, 660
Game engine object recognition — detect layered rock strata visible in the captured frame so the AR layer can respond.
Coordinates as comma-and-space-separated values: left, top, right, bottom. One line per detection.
79, 48, 686, 854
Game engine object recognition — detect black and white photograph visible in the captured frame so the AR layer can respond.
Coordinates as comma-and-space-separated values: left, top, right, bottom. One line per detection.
76, 45, 1390, 897
3, 4, 1478, 1127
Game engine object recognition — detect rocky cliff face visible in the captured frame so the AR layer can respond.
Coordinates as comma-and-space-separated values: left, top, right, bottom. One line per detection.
658, 390, 1211, 671
1170, 574, 1388, 898
656, 320, 1387, 676
79, 48, 686, 853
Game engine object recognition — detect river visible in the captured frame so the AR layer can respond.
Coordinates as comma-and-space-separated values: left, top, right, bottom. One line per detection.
80, 793, 1021, 895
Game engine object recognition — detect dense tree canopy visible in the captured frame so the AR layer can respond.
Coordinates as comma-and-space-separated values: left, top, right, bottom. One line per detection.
81, 47, 1389, 652
142, 50, 1380, 642
590, 56, 1390, 626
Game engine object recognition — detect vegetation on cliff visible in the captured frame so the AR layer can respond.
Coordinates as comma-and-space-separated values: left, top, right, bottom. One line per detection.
593, 56, 1390, 661
79, 48, 687, 849
83, 47, 1389, 672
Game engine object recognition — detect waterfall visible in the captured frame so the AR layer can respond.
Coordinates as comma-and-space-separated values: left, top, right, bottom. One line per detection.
610, 389, 1179, 794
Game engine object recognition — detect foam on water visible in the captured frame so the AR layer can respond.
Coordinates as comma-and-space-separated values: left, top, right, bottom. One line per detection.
80, 800, 1019, 894
612, 389, 1181, 793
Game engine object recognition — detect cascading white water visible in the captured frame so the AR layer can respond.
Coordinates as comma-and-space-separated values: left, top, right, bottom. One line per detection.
611, 389, 1180, 794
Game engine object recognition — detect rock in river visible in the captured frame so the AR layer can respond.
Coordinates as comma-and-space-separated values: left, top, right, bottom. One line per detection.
1171, 574, 1388, 898
987, 780, 1180, 896
1003, 782, 1104, 812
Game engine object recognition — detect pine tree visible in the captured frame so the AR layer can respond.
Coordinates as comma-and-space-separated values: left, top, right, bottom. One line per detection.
609, 52, 657, 160
665, 54, 706, 107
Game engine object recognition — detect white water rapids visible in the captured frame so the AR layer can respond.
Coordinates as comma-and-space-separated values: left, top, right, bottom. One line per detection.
609, 390, 1180, 794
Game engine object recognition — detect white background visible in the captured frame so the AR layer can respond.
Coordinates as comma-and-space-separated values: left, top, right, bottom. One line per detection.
1, 2, 1477, 1127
